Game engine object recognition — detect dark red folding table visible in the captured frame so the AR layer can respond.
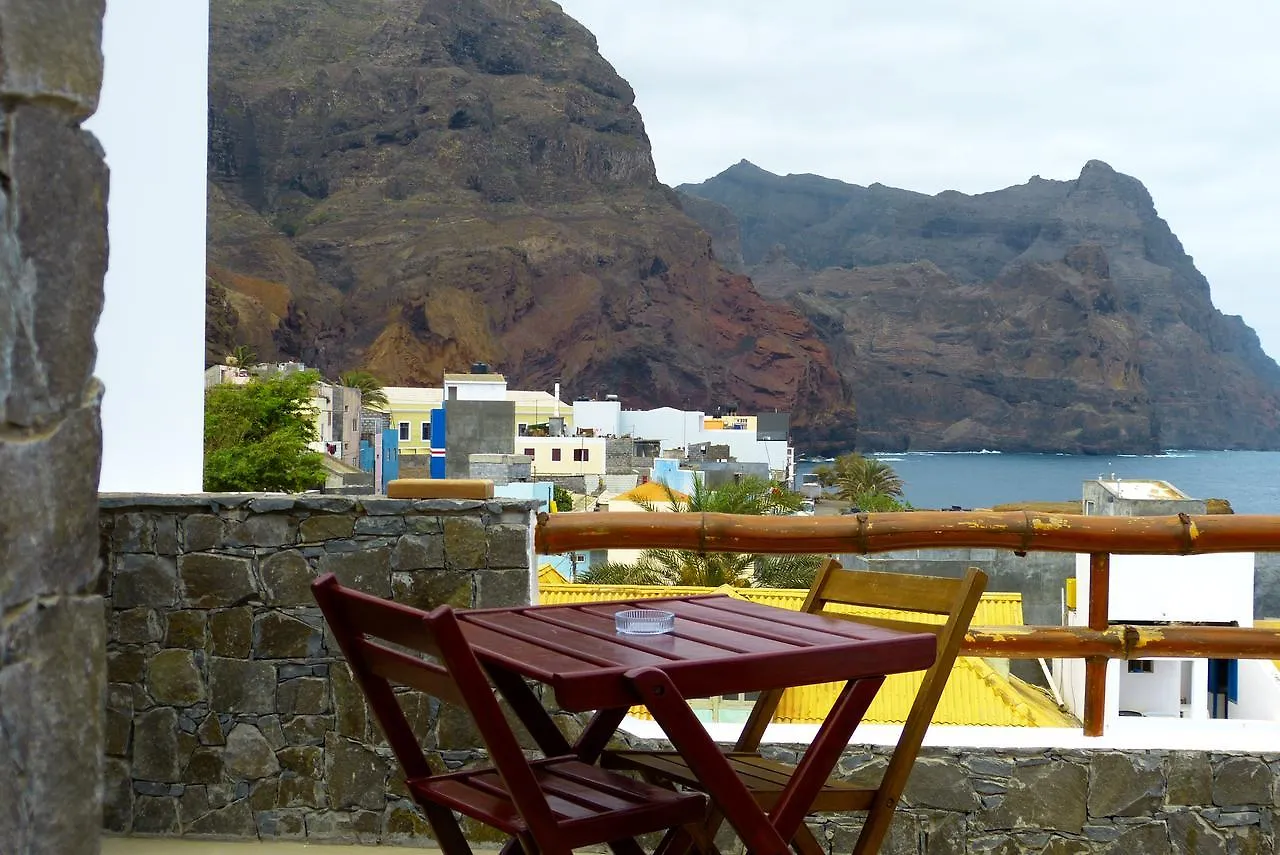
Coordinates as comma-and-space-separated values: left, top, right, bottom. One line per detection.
458, 593, 936, 855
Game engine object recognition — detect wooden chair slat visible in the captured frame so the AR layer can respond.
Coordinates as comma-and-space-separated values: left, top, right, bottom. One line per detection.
328, 585, 446, 656
358, 641, 465, 706
818, 566, 963, 614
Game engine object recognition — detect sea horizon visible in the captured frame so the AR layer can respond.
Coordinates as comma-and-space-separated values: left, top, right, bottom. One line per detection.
794, 449, 1280, 515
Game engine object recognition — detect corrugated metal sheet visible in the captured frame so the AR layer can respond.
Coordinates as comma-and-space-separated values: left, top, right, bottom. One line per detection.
538, 582, 1073, 726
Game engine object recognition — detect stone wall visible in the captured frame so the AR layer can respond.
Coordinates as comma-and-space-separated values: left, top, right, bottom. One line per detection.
0, 2, 109, 854
97, 495, 1280, 851
630, 740, 1280, 855
99, 494, 537, 844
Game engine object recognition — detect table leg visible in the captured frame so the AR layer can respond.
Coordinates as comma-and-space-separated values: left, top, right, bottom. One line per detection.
575, 706, 631, 762
627, 666, 792, 855
486, 665, 573, 757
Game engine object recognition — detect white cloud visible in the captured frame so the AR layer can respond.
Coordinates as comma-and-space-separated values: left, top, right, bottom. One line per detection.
557, 0, 1280, 358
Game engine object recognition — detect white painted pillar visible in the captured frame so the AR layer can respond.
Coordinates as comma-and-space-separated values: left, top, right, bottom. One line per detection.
1189, 658, 1211, 720
90, 0, 209, 492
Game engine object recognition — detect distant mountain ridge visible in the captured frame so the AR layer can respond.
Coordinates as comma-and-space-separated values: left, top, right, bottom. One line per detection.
679, 161, 1280, 453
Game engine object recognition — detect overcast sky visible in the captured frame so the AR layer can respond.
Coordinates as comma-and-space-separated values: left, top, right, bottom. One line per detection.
557, 0, 1280, 360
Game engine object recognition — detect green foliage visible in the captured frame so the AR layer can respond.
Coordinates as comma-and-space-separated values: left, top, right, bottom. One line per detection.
338, 370, 389, 411
831, 453, 905, 502
577, 475, 825, 589
552, 485, 574, 512
846, 492, 912, 513
204, 370, 327, 492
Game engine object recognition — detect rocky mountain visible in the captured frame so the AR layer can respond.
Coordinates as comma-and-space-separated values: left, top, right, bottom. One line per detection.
205, 0, 853, 450
679, 161, 1280, 452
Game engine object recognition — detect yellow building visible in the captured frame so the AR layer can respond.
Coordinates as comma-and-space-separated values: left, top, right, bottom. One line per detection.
601, 482, 691, 564
384, 384, 573, 462
704, 414, 757, 432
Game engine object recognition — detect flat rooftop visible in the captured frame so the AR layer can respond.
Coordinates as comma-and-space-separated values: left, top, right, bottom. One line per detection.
1097, 478, 1189, 500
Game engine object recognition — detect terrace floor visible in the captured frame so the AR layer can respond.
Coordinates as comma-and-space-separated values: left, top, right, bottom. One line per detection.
103, 840, 445, 854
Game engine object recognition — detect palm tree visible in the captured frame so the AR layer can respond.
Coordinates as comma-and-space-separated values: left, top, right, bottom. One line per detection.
339, 370, 389, 411
227, 344, 257, 371
577, 475, 826, 589
833, 454, 904, 502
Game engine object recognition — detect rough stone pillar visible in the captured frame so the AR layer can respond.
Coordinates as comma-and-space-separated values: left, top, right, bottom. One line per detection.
0, 2, 109, 854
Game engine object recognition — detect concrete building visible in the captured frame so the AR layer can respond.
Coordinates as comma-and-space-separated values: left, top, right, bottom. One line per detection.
1082, 477, 1207, 517
1055, 478, 1277, 725
516, 436, 608, 477
572, 400, 794, 483
385, 373, 571, 477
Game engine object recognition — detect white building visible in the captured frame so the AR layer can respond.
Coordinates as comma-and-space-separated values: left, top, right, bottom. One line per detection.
1054, 479, 1280, 724
572, 401, 794, 483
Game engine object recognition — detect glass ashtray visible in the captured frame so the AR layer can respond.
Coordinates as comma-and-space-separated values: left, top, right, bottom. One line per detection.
615, 609, 676, 635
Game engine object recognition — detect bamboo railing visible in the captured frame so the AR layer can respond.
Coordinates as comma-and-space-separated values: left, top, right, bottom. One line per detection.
535, 510, 1280, 736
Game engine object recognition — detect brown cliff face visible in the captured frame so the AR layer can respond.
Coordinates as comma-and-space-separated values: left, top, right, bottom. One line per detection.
206, 0, 853, 449
683, 161, 1280, 453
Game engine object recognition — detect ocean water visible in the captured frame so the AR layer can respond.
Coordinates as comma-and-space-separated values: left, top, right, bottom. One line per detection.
795, 450, 1280, 514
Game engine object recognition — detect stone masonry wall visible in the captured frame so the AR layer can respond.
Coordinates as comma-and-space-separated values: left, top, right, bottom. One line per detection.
0, 2, 109, 854
99, 495, 1280, 851
630, 740, 1280, 855
99, 494, 537, 844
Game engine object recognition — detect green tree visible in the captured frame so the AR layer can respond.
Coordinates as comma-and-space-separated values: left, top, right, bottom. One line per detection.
578, 475, 825, 589
204, 370, 327, 492
832, 453, 905, 502
552, 485, 574, 512
338, 370, 389, 411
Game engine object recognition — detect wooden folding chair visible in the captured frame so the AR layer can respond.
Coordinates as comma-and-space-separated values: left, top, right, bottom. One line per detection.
604, 560, 987, 855
313, 573, 708, 855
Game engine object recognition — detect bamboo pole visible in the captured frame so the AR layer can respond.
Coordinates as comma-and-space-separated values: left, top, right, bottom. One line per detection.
536, 510, 1280, 734
964, 624, 1280, 660
1083, 553, 1111, 736
535, 511, 1280, 556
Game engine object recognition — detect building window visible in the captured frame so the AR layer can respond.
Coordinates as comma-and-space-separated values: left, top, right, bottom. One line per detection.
421, 422, 431, 442
1128, 660, 1154, 674
551, 448, 562, 462
518, 423, 528, 436
573, 448, 589, 462
398, 422, 410, 441
523, 448, 535, 458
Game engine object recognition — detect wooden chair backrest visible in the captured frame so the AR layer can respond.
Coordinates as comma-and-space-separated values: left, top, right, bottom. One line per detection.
311, 573, 562, 842
733, 559, 988, 779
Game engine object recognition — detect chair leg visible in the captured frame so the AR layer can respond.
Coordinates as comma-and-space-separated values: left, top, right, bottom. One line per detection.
628, 667, 791, 855
421, 803, 473, 855
791, 822, 825, 855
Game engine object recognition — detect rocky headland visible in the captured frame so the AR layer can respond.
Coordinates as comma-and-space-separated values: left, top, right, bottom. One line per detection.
680, 160, 1280, 452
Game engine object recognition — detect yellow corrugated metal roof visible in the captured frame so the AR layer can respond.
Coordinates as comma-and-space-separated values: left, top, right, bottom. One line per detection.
538, 564, 569, 586
538, 583, 1074, 726
540, 584, 1024, 629
613, 482, 691, 504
